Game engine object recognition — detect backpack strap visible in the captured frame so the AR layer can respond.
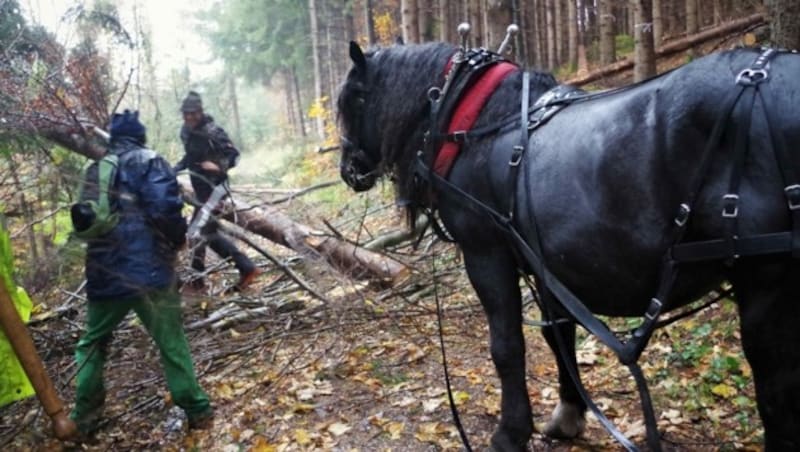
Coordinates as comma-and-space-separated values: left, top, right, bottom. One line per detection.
95, 154, 119, 221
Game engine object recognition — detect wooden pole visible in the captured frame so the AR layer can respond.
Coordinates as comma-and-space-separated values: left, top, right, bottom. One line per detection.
0, 279, 76, 440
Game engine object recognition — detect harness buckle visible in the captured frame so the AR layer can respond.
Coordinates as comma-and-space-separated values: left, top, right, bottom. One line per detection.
509, 145, 524, 167
674, 203, 691, 227
785, 185, 800, 210
721, 194, 739, 218
644, 298, 663, 321
450, 130, 468, 143
736, 68, 768, 86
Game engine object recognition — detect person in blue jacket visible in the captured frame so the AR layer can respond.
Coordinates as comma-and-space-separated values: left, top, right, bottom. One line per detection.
70, 110, 213, 436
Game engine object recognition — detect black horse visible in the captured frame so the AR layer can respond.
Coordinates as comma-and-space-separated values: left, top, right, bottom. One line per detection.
337, 41, 800, 451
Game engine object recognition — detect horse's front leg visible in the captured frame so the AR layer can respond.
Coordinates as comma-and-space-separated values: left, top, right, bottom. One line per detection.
540, 319, 587, 439
463, 247, 532, 451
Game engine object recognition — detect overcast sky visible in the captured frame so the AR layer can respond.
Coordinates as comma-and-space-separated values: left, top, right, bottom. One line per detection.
21, 0, 219, 78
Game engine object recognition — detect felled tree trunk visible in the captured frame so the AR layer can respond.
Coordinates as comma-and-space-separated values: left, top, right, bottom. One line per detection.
179, 181, 409, 286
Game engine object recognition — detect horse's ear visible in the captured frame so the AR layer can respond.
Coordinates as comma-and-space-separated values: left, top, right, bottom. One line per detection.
349, 41, 367, 72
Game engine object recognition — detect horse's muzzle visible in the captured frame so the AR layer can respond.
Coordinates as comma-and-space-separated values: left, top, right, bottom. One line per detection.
340, 161, 377, 192
339, 138, 378, 191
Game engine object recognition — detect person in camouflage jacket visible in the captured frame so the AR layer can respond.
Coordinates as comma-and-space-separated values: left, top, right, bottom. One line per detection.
175, 91, 259, 292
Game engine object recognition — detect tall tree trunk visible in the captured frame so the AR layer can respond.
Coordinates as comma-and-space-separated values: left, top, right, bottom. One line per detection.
514, 0, 530, 65
545, 0, 556, 69
599, 0, 616, 65
766, 0, 800, 49
228, 76, 244, 151
292, 65, 306, 138
567, 0, 578, 70
686, 0, 698, 35
713, 0, 722, 25
554, 0, 563, 66
652, 0, 663, 46
439, 0, 453, 42
419, 0, 434, 41
468, 0, 484, 48
365, 0, 377, 45
632, 0, 656, 82
308, 0, 325, 140
486, 0, 513, 52
401, 0, 420, 43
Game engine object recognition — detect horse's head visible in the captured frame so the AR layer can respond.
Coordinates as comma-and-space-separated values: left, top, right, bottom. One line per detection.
337, 42, 382, 192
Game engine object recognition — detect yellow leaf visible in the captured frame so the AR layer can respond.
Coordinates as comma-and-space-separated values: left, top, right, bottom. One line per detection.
711, 383, 737, 399
294, 429, 312, 445
384, 421, 404, 439
249, 435, 278, 452
453, 391, 470, 405
291, 402, 315, 414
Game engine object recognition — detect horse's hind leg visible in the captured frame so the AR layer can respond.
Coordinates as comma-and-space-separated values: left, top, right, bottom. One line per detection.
732, 258, 800, 451
463, 247, 532, 451
540, 319, 587, 439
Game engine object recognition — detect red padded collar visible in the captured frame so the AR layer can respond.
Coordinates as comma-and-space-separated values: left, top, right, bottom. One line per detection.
433, 61, 517, 176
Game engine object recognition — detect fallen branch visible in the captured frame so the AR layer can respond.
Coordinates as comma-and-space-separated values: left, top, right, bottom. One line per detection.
179, 180, 409, 286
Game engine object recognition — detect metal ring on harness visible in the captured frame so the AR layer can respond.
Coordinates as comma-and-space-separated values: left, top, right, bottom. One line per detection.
736, 68, 768, 86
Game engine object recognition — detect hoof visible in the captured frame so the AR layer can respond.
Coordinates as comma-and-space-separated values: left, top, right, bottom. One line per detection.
490, 430, 530, 452
543, 402, 586, 439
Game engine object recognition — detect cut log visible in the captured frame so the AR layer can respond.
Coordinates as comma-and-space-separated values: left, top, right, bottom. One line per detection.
565, 13, 765, 86
180, 181, 409, 286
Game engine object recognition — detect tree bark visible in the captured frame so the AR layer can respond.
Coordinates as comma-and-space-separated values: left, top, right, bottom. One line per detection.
486, 0, 513, 52
401, 0, 420, 43
439, 0, 452, 42
228, 76, 244, 151
632, 0, 656, 82
419, 0, 434, 41
289, 65, 306, 138
468, 0, 483, 48
308, 0, 325, 140
653, 0, 663, 46
365, 0, 377, 45
686, 0, 699, 35
566, 13, 765, 86
567, 0, 578, 70
599, 0, 616, 65
545, 0, 556, 69
766, 0, 800, 49
211, 193, 409, 285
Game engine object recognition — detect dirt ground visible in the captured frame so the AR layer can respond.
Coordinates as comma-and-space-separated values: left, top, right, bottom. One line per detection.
1, 233, 764, 451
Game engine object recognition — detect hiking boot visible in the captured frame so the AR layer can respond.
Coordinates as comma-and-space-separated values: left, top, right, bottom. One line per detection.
234, 268, 261, 292
187, 409, 214, 430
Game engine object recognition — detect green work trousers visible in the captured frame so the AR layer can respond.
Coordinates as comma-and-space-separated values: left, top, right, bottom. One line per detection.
70, 287, 211, 431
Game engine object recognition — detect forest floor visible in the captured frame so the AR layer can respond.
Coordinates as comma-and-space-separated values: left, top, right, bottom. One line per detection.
0, 214, 765, 452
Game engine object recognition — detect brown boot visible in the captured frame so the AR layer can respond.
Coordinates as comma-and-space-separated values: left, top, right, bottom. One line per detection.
234, 268, 261, 292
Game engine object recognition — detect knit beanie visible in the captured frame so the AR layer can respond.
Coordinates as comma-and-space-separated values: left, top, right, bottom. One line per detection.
180, 91, 203, 113
109, 110, 146, 141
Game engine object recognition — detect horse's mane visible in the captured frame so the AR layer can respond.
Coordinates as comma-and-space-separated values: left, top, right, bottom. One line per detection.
338, 41, 559, 224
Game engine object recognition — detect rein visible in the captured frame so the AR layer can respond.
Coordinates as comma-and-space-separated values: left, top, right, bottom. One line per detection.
416, 47, 795, 451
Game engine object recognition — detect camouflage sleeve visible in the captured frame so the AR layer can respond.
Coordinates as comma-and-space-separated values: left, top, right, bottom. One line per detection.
206, 123, 240, 171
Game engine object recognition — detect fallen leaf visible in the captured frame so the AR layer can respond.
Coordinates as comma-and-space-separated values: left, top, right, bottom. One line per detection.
711, 383, 737, 399
328, 422, 351, 436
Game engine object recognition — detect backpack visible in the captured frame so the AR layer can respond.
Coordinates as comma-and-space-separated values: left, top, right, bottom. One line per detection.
70, 154, 120, 239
